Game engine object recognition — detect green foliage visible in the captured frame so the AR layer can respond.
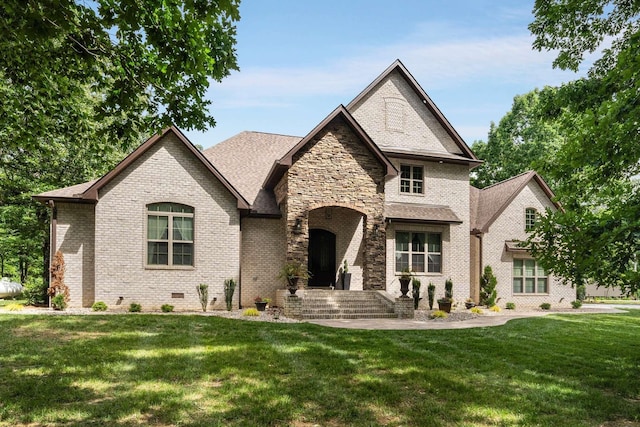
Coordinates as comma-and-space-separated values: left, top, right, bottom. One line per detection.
505, 302, 516, 310
51, 294, 67, 311
429, 310, 448, 319
427, 283, 435, 310
471, 89, 564, 188
22, 279, 47, 306
412, 278, 421, 309
576, 285, 586, 302
444, 278, 453, 299
196, 283, 208, 312
161, 304, 174, 313
571, 300, 583, 309
91, 301, 108, 312
278, 261, 311, 289
243, 308, 259, 317
224, 278, 236, 311
540, 303, 551, 310
527, 1, 640, 295
128, 303, 142, 313
479, 265, 498, 307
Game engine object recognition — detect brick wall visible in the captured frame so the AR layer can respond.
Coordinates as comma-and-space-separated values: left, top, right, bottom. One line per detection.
240, 217, 286, 307
349, 69, 463, 155
55, 203, 95, 307
284, 116, 387, 288
93, 133, 241, 311
482, 181, 575, 308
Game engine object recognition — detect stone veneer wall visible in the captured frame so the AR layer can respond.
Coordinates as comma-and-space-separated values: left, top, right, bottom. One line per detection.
93, 133, 241, 311
55, 203, 95, 307
283, 117, 387, 289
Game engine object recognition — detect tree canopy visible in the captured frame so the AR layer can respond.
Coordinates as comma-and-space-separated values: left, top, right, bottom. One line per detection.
0, 0, 241, 287
526, 0, 640, 295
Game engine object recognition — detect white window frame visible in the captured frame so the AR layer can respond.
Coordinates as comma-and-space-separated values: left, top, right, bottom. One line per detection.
525, 208, 537, 231
400, 164, 424, 195
395, 231, 441, 274
512, 258, 548, 294
146, 203, 195, 269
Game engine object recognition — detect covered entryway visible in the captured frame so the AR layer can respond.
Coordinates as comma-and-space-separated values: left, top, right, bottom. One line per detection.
308, 229, 336, 287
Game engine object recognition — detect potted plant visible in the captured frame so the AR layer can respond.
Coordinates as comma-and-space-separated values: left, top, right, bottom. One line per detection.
254, 296, 269, 311
437, 278, 454, 313
398, 268, 412, 297
341, 260, 351, 290
278, 261, 311, 295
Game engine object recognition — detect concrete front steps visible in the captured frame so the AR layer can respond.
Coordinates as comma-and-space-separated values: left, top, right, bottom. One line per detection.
301, 290, 398, 320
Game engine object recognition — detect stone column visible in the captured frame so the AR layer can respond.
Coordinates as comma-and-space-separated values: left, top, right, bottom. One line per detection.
395, 297, 414, 319
283, 294, 303, 319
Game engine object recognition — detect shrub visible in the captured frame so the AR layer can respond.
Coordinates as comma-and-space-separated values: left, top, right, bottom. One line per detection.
5, 303, 24, 311
540, 302, 551, 310
429, 310, 448, 319
571, 300, 583, 309
92, 301, 108, 312
23, 279, 48, 306
576, 284, 586, 301
196, 283, 209, 312
471, 307, 483, 314
129, 302, 142, 313
412, 278, 421, 309
161, 304, 174, 312
51, 294, 67, 310
224, 278, 236, 311
480, 265, 498, 307
243, 308, 259, 316
490, 305, 501, 312
48, 251, 70, 306
444, 278, 453, 299
505, 302, 516, 310
427, 283, 435, 310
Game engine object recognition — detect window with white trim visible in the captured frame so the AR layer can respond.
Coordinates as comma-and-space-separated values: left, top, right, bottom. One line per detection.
147, 203, 194, 267
395, 232, 441, 273
512, 259, 547, 294
525, 208, 537, 231
400, 165, 424, 194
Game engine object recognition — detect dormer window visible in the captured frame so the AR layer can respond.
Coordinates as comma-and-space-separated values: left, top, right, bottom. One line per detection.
525, 208, 537, 231
400, 165, 423, 194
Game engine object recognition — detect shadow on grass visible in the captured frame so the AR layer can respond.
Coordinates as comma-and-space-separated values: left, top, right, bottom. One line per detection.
0, 311, 638, 426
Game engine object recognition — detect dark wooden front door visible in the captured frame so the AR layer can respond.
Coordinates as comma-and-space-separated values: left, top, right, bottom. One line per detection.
308, 229, 336, 287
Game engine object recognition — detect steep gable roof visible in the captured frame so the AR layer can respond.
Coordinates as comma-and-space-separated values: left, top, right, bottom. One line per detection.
346, 59, 478, 161
472, 170, 559, 233
263, 105, 397, 189
34, 126, 250, 209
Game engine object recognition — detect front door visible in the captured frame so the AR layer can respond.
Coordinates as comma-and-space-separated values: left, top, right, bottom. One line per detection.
308, 229, 336, 287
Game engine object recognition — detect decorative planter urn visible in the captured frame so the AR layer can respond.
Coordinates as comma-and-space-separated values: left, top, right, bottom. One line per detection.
399, 278, 411, 297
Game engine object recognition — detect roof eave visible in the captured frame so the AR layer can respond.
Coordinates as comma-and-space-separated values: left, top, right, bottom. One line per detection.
385, 217, 463, 225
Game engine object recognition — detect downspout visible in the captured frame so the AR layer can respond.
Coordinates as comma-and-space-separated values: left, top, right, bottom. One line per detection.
48, 200, 57, 300
238, 216, 242, 309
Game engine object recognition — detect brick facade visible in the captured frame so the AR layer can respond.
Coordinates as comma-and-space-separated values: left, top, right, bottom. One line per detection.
91, 133, 241, 311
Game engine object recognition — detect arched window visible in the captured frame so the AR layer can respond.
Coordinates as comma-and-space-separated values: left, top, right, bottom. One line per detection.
525, 208, 537, 231
147, 203, 194, 267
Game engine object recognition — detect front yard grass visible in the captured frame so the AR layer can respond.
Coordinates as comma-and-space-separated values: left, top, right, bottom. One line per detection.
0, 310, 639, 426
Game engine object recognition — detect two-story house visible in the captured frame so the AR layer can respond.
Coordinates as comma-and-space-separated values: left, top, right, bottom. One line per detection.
35, 60, 574, 310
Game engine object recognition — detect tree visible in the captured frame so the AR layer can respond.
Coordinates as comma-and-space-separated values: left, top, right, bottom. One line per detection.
471, 89, 564, 189
479, 265, 497, 307
527, 1, 640, 294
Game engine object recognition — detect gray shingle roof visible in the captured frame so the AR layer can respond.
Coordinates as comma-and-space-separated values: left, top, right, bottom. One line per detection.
385, 202, 462, 224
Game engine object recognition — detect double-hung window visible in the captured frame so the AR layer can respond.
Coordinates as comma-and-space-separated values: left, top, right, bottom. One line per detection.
147, 203, 194, 267
525, 208, 537, 231
400, 165, 423, 194
512, 259, 547, 294
395, 232, 441, 273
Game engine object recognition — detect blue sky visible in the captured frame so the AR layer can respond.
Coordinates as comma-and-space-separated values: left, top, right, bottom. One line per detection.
184, 0, 588, 149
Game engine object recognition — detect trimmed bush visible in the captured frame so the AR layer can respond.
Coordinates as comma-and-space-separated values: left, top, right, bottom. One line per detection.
540, 302, 551, 310
196, 283, 209, 312
427, 283, 436, 310
429, 310, 448, 319
571, 300, 583, 309
161, 304, 174, 313
480, 265, 498, 307
51, 294, 67, 310
505, 302, 516, 310
92, 301, 108, 312
129, 302, 142, 313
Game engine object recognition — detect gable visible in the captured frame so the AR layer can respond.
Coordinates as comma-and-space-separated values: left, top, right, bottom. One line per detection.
347, 60, 476, 161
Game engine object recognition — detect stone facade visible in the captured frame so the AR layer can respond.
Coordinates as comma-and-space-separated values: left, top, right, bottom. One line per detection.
284, 116, 387, 289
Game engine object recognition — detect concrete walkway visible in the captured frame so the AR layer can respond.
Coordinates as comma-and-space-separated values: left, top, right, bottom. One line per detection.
307, 304, 637, 330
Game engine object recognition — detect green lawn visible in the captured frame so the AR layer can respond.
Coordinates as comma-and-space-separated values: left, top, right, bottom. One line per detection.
0, 311, 638, 427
